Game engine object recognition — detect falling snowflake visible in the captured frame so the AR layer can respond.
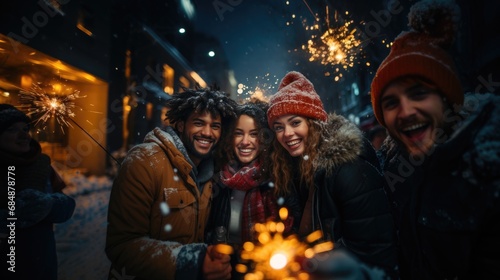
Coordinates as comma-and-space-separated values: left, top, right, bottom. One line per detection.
160, 202, 170, 216
277, 197, 285, 206
164, 224, 172, 232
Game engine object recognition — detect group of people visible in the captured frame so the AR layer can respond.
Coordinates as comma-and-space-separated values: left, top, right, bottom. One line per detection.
105, 1, 499, 280
1, 0, 498, 279
105, 70, 402, 280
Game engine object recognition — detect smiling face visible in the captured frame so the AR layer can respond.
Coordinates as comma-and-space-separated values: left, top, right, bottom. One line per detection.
272, 114, 309, 157
380, 78, 447, 157
233, 114, 260, 164
0, 122, 32, 155
177, 110, 222, 166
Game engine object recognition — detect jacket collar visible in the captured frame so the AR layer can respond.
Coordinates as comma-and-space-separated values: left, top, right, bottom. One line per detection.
145, 126, 214, 185
313, 113, 364, 173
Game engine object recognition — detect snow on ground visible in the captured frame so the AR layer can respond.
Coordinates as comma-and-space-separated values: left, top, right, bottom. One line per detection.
55, 172, 113, 280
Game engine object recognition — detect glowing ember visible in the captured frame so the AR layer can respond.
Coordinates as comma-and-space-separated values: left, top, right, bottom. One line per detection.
239, 207, 334, 279
19, 83, 85, 133
270, 253, 288, 269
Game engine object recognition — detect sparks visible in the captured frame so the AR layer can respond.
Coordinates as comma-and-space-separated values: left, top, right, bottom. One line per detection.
236, 74, 278, 102
238, 207, 334, 279
19, 83, 86, 133
301, 7, 364, 82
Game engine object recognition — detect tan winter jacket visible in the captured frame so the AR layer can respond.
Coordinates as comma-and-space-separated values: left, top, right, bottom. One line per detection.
106, 127, 213, 280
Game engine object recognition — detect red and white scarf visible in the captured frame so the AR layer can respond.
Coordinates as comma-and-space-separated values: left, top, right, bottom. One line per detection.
219, 160, 284, 242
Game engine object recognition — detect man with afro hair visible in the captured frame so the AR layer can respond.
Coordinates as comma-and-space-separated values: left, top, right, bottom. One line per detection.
106, 86, 237, 280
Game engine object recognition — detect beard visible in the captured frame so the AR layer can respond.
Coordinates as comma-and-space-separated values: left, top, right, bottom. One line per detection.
180, 132, 216, 162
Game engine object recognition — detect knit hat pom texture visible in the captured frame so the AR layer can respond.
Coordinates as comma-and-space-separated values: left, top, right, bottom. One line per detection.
370, 0, 463, 126
267, 71, 327, 127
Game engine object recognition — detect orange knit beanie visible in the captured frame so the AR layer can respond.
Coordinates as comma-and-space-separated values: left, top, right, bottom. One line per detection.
370, 0, 464, 126
267, 71, 327, 127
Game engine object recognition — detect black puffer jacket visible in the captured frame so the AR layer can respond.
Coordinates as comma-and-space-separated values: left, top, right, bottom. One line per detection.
379, 93, 500, 279
310, 113, 398, 277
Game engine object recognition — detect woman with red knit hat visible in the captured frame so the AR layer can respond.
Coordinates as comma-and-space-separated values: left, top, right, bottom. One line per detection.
267, 71, 397, 278
371, 0, 500, 278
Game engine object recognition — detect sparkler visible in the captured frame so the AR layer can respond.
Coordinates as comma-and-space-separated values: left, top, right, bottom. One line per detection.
19, 83, 85, 133
237, 208, 334, 280
19, 83, 120, 165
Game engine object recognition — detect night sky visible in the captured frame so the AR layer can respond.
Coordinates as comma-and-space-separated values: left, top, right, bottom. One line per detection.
193, 0, 320, 95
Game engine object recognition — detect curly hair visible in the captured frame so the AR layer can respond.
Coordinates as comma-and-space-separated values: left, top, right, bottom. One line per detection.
165, 86, 237, 130
271, 118, 321, 195
216, 101, 274, 179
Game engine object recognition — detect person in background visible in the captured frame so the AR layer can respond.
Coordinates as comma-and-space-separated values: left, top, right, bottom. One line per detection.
370, 0, 500, 278
267, 71, 398, 278
0, 104, 76, 280
105, 87, 237, 280
206, 101, 294, 279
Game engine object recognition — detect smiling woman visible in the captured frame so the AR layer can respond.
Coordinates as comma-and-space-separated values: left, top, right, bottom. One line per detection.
267, 71, 398, 278
206, 101, 296, 279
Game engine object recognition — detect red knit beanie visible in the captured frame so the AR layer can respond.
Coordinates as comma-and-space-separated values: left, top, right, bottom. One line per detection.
370, 0, 463, 127
267, 71, 327, 127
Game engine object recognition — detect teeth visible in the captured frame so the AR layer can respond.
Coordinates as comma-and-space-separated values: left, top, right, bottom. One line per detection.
239, 149, 252, 153
402, 123, 426, 132
287, 140, 300, 146
198, 139, 210, 144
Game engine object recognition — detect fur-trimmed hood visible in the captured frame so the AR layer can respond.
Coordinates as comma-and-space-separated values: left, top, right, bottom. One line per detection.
313, 113, 365, 173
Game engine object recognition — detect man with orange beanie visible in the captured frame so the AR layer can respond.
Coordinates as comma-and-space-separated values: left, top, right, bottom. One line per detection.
371, 0, 500, 278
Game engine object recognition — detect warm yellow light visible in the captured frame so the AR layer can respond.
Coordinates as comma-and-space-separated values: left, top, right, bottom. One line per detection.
254, 223, 265, 233
52, 83, 62, 93
279, 207, 288, 220
50, 98, 60, 109
313, 241, 334, 254
276, 222, 285, 233
21, 75, 33, 89
268, 222, 276, 232
190, 71, 207, 88
243, 241, 254, 251
235, 264, 247, 273
304, 248, 315, 258
258, 232, 271, 244
214, 244, 234, 255
306, 230, 323, 243
269, 253, 287, 270
76, 22, 93, 37
298, 272, 310, 280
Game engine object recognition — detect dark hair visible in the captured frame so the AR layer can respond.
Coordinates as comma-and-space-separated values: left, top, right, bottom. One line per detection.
165, 85, 237, 130
216, 101, 273, 179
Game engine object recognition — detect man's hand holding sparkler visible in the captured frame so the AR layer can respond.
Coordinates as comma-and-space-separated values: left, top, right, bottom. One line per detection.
202, 244, 232, 280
